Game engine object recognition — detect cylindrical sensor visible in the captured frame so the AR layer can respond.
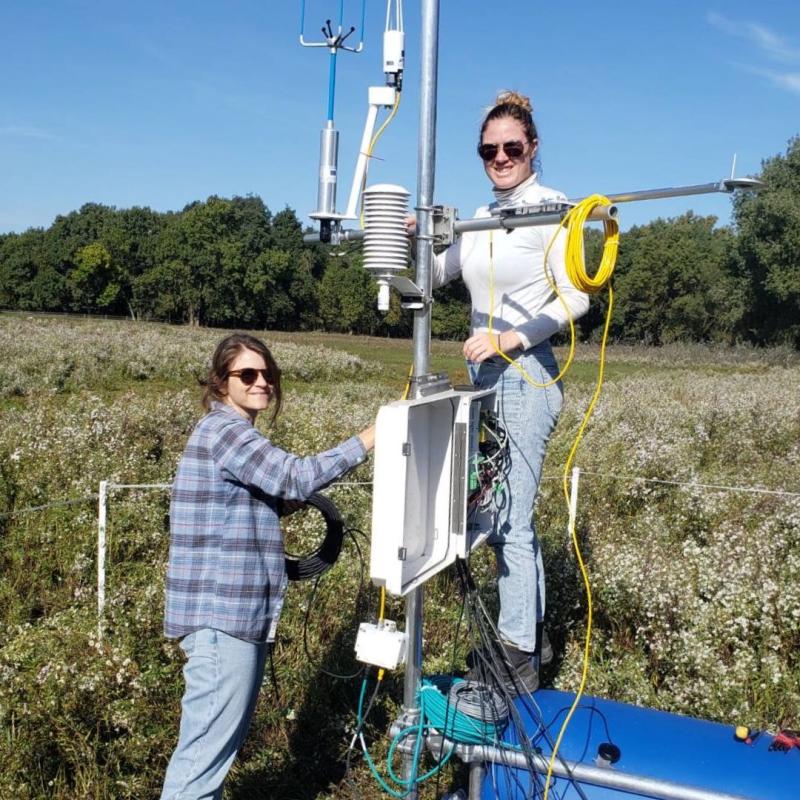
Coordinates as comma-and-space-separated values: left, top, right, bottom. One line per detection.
316, 123, 339, 217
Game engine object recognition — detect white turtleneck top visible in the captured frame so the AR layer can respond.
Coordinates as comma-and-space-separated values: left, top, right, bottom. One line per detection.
433, 174, 590, 350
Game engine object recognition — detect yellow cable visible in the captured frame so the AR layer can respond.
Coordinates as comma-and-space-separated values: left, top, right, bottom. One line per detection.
377, 586, 387, 682
542, 284, 614, 800
487, 194, 618, 385
539, 197, 617, 800
359, 90, 402, 230
484, 195, 619, 800
488, 228, 575, 388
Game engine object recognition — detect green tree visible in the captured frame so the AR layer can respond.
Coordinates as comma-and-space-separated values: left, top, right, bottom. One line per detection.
68, 242, 115, 310
317, 256, 380, 334
432, 280, 470, 340
103, 207, 165, 319
732, 136, 800, 346
608, 213, 740, 344
0, 229, 66, 310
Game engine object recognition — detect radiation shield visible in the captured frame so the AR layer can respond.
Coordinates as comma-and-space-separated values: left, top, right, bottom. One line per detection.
369, 388, 496, 596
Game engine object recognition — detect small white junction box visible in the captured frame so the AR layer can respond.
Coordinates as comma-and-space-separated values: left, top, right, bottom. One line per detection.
355, 621, 407, 669
369, 387, 496, 596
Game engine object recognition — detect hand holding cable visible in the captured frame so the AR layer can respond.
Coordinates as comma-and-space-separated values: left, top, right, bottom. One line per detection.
464, 330, 523, 363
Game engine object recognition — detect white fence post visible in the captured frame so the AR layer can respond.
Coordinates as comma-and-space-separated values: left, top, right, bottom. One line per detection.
567, 467, 581, 548
97, 480, 108, 640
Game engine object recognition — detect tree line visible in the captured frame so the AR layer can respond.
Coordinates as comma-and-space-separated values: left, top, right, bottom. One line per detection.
1, 137, 798, 346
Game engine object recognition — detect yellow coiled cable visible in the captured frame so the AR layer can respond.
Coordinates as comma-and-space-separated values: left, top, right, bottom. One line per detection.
488, 195, 618, 386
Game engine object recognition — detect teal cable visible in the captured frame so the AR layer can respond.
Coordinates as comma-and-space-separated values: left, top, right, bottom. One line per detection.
359, 677, 519, 796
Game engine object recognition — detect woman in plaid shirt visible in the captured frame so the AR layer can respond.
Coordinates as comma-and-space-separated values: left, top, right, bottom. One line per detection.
161, 332, 374, 799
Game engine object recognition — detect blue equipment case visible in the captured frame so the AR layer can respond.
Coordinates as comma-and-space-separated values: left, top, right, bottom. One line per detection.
481, 689, 798, 800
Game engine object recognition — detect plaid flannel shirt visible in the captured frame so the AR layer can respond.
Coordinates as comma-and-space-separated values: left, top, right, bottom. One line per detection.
165, 401, 366, 642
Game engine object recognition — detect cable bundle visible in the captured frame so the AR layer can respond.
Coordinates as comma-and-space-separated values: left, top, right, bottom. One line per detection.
282, 492, 346, 582
468, 414, 511, 513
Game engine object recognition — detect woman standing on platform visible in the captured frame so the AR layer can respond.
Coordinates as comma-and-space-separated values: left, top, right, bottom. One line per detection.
433, 91, 589, 693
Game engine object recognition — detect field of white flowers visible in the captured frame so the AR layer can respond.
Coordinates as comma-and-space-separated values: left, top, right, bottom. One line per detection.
0, 313, 798, 799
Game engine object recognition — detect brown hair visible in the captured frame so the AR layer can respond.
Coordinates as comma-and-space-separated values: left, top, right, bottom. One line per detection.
201, 332, 282, 424
479, 90, 538, 147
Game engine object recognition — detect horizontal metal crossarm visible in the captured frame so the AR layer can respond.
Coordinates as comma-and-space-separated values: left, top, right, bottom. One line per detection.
302, 176, 765, 244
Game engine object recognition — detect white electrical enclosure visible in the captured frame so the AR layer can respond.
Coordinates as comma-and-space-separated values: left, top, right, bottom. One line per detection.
370, 388, 496, 596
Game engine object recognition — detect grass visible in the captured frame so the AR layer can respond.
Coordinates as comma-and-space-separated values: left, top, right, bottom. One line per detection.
0, 313, 798, 799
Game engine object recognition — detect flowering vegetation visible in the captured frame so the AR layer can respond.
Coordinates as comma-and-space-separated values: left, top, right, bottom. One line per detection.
0, 315, 798, 798
539, 369, 800, 726
0, 315, 380, 398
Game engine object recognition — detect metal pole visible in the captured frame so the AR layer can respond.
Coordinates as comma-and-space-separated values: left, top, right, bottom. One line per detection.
402, 0, 439, 795
468, 762, 486, 800
411, 0, 438, 377
441, 741, 750, 800
97, 480, 108, 640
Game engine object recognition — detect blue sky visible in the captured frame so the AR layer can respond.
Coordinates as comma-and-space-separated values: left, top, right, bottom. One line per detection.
1, 0, 798, 235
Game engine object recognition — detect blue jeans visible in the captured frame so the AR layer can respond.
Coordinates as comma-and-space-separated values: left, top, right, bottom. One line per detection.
469, 342, 563, 653
161, 628, 268, 800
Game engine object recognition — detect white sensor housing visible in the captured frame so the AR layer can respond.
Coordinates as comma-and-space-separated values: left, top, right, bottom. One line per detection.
383, 30, 405, 74
362, 184, 410, 310
355, 620, 407, 670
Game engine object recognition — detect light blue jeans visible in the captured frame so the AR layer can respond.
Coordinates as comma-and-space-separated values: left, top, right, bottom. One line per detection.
161, 628, 268, 800
469, 342, 563, 653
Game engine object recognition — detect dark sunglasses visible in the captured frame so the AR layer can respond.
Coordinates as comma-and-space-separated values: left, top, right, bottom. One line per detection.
477, 140, 526, 162
227, 368, 272, 386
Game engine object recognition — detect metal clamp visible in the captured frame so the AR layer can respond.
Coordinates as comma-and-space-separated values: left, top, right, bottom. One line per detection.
408, 372, 452, 398
432, 205, 458, 249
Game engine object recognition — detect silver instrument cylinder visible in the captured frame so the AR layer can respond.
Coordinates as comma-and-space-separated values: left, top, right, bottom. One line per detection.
316, 122, 339, 217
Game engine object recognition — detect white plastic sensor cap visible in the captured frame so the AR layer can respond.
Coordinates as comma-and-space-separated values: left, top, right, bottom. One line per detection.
377, 281, 391, 312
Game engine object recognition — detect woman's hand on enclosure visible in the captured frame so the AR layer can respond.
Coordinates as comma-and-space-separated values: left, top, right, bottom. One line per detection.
463, 331, 523, 363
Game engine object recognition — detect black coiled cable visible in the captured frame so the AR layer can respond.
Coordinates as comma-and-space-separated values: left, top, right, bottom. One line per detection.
281, 492, 346, 581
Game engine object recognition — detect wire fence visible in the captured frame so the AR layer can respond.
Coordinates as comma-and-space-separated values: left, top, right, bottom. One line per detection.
2, 470, 798, 639
3, 470, 797, 524
0, 495, 99, 520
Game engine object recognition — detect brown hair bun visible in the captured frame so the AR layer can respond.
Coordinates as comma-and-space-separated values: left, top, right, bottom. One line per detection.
494, 90, 533, 114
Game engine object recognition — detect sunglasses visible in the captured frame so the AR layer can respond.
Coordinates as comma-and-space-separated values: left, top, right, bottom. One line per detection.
227, 368, 272, 386
477, 140, 527, 162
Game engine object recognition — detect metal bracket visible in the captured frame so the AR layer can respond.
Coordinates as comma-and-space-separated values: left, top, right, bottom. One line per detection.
490, 201, 573, 218
719, 177, 766, 193
389, 709, 422, 754
409, 372, 452, 398
432, 205, 458, 249
385, 275, 428, 310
